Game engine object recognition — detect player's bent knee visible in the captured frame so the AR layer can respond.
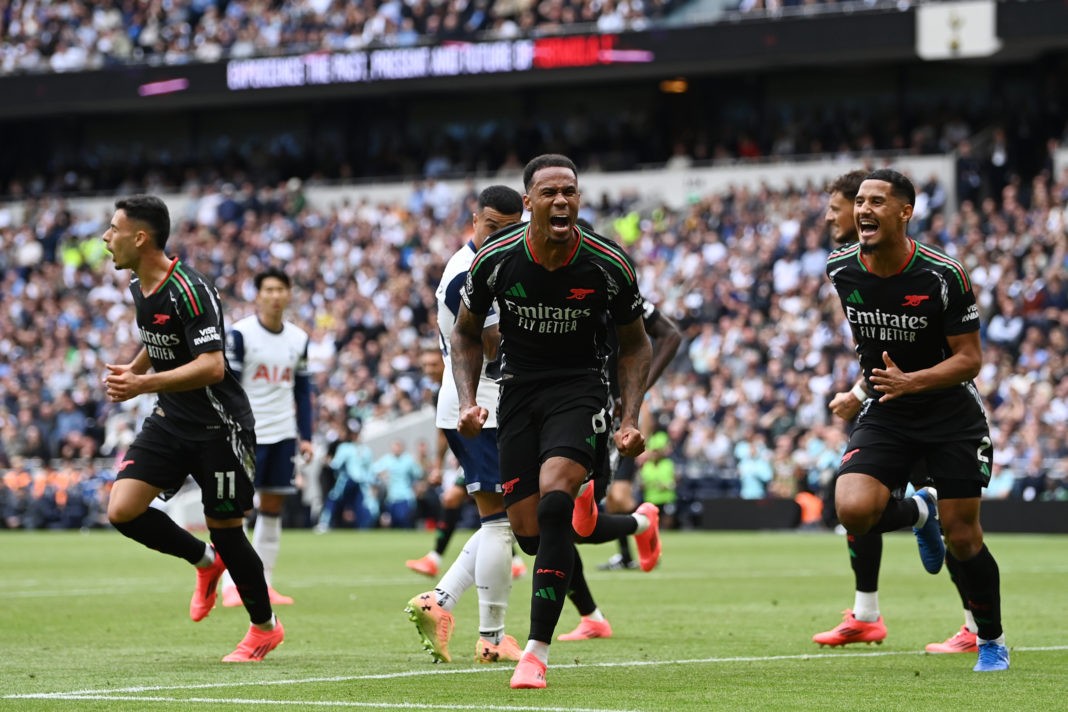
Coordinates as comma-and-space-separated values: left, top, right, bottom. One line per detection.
107, 499, 145, 525
107, 509, 134, 526
943, 526, 983, 560
836, 509, 876, 535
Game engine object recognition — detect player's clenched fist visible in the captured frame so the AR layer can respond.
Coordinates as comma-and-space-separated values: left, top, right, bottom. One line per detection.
103, 363, 142, 402
457, 405, 488, 438
613, 426, 645, 459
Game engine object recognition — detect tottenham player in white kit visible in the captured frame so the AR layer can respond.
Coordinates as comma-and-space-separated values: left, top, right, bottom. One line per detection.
221, 267, 313, 607
405, 185, 527, 664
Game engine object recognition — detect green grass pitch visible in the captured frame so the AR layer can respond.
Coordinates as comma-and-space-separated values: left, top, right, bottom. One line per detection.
1, 528, 1064, 711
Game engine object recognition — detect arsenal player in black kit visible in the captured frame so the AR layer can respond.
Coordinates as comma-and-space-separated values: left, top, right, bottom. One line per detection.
102, 195, 283, 663
452, 155, 652, 688
815, 170, 980, 656
826, 170, 1008, 672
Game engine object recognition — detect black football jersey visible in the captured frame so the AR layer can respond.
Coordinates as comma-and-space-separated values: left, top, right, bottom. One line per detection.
462, 223, 644, 383
826, 239, 981, 405
130, 258, 254, 440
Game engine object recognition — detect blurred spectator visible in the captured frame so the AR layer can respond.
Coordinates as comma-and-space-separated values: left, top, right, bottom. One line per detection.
767, 433, 800, 500
956, 139, 984, 207
983, 460, 1017, 500
373, 439, 425, 528
317, 419, 377, 531
639, 431, 678, 529
735, 436, 773, 500
986, 299, 1026, 356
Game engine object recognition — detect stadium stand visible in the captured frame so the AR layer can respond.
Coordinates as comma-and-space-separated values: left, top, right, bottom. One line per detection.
1, 0, 1066, 529
1, 158, 1065, 529
0, 0, 687, 75
5, 1, 1066, 197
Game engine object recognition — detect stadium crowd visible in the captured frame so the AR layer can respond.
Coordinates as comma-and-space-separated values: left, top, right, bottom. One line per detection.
731, 0, 903, 17
9, 97, 1061, 218
5, 0, 1064, 201
2, 105, 1004, 200
2, 157, 1066, 530
0, 0, 683, 75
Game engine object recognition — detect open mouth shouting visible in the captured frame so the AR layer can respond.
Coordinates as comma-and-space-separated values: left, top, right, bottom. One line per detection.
858, 217, 879, 239
549, 214, 572, 235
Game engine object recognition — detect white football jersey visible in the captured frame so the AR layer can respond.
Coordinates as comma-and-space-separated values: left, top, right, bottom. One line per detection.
435, 241, 500, 429
227, 315, 310, 444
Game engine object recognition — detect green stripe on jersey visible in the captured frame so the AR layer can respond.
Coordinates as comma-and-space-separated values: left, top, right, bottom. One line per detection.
470, 226, 525, 275
827, 243, 861, 266
170, 264, 204, 317
579, 233, 636, 283
915, 244, 971, 293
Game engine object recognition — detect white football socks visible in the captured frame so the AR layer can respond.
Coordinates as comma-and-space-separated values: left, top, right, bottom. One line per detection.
913, 493, 930, 528
252, 513, 282, 586
196, 543, 215, 568
524, 640, 550, 665
475, 517, 514, 643
853, 591, 880, 622
435, 528, 481, 611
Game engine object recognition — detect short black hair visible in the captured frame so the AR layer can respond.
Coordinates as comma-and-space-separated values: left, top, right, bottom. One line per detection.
522, 153, 578, 192
865, 168, 916, 206
114, 195, 170, 250
828, 170, 869, 202
254, 266, 291, 291
478, 185, 523, 216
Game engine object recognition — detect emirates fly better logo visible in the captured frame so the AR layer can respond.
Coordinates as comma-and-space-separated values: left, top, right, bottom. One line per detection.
844, 304, 929, 343
499, 295, 591, 334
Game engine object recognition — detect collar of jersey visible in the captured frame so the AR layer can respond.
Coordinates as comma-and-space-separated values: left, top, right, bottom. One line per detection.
524, 224, 582, 266
857, 238, 916, 275
148, 257, 180, 295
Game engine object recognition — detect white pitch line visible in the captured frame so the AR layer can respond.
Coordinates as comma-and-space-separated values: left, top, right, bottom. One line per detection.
6, 695, 641, 712
23, 666, 507, 698
0, 586, 180, 599
8, 645, 1067, 701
